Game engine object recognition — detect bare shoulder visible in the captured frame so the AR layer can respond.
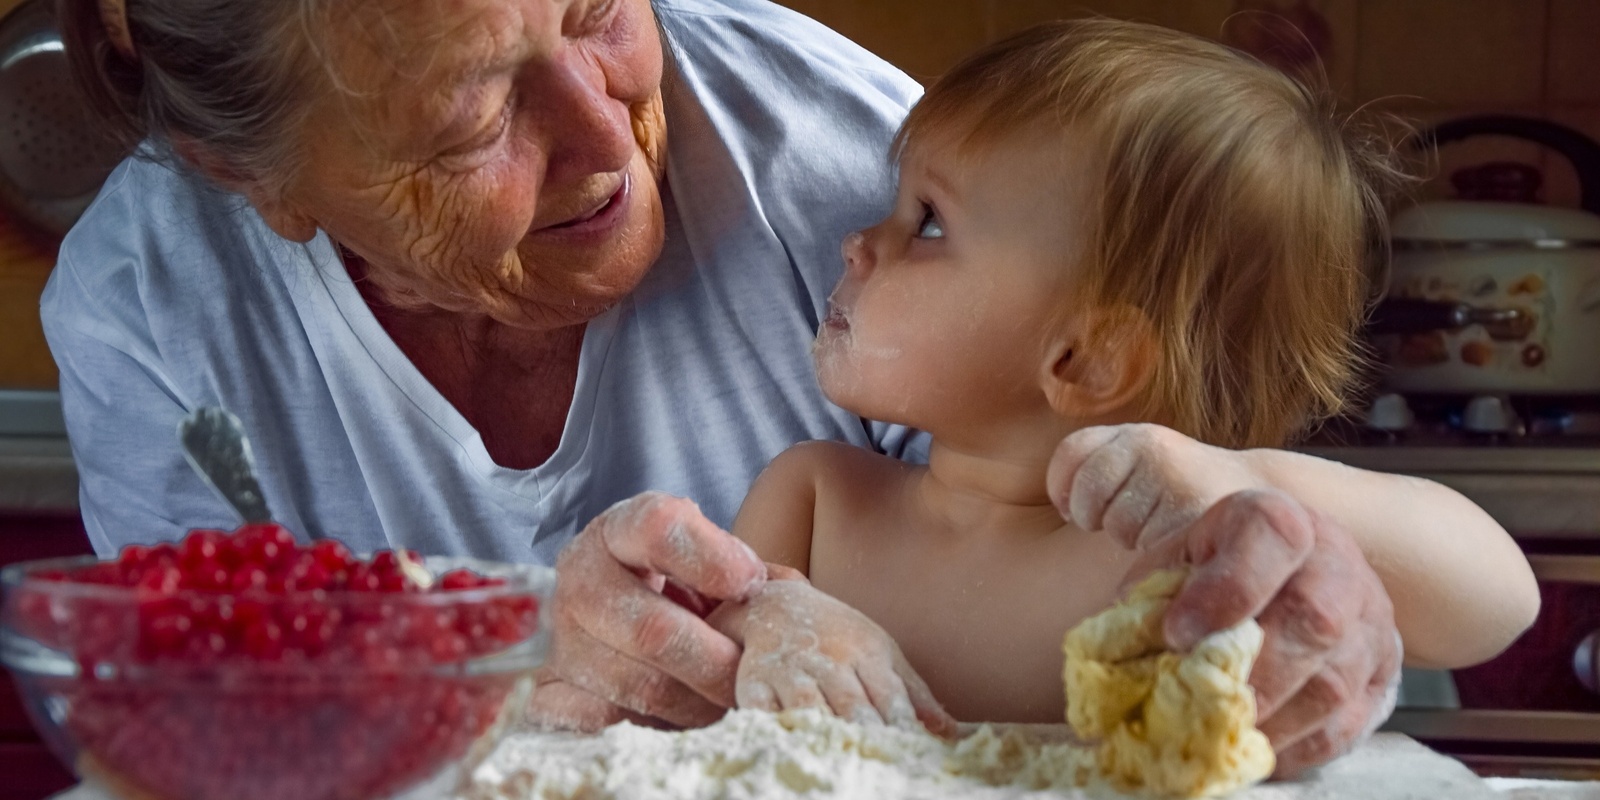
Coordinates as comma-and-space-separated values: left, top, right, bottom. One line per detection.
734, 441, 911, 574
753, 440, 906, 505
808, 439, 909, 485
797, 441, 919, 543
731, 441, 852, 573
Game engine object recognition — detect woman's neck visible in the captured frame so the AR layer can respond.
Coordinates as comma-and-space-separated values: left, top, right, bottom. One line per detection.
345, 249, 586, 470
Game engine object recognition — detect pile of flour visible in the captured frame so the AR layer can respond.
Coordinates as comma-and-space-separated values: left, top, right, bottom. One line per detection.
465, 708, 1098, 800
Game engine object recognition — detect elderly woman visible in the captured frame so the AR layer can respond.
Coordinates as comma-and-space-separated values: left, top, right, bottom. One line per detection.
47, 0, 1534, 777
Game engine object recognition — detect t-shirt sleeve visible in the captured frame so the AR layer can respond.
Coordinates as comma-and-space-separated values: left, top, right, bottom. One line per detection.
41, 257, 227, 555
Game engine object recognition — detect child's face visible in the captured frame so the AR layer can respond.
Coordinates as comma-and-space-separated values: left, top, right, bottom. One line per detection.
814, 127, 1096, 434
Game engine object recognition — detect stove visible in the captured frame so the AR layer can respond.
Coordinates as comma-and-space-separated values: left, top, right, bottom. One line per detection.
1303, 392, 1600, 540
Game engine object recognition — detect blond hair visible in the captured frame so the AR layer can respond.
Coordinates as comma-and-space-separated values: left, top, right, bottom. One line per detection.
896, 18, 1408, 449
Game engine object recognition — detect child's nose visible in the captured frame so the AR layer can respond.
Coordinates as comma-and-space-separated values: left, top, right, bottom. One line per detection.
842, 231, 874, 277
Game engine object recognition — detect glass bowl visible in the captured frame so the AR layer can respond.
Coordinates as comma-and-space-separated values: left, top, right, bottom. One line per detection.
0, 554, 553, 800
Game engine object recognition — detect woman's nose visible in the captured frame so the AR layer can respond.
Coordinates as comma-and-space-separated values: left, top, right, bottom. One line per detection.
842, 231, 874, 277
537, 56, 638, 181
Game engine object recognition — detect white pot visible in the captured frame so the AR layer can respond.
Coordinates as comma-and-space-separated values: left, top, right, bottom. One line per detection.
1375, 201, 1600, 395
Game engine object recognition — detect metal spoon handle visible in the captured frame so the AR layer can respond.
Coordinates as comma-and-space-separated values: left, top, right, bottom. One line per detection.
178, 407, 273, 524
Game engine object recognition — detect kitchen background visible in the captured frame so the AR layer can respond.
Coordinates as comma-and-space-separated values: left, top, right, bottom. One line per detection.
4, 0, 1600, 796
0, 0, 1586, 387
4, 0, 1600, 386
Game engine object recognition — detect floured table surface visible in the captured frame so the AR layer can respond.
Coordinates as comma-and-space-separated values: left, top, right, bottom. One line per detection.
48, 723, 1499, 800
461, 711, 1496, 800
1234, 733, 1495, 800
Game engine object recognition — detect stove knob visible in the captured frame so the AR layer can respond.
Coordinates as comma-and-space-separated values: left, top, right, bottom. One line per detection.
1577, 630, 1599, 695
1463, 395, 1518, 435
1363, 393, 1414, 433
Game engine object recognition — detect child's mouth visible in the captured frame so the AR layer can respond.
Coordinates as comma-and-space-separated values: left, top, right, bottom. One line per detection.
823, 307, 850, 331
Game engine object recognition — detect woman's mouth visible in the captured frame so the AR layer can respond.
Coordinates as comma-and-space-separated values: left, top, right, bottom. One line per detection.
543, 175, 630, 235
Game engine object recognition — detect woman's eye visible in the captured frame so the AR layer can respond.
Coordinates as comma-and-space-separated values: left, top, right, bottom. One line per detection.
444, 94, 515, 159
479, 96, 516, 147
915, 204, 945, 240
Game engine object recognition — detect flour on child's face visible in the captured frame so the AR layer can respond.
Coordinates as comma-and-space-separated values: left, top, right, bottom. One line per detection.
813, 128, 1097, 435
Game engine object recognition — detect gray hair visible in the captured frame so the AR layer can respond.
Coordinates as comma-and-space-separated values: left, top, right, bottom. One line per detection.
58, 0, 330, 195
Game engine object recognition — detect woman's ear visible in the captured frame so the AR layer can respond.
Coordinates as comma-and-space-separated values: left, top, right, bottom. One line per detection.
172, 136, 319, 243
1039, 305, 1158, 420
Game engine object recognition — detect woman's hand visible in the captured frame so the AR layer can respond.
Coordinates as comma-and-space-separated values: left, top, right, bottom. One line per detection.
534, 492, 768, 731
709, 576, 957, 737
1047, 425, 1403, 778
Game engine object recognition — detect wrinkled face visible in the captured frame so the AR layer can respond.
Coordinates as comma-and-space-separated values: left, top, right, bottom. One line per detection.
280, 0, 666, 329
814, 128, 1095, 434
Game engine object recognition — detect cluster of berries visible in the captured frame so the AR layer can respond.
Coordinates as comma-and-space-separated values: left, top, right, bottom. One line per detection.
8, 525, 542, 800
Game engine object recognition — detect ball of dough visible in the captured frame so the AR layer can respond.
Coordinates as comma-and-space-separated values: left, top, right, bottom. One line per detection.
1063, 569, 1275, 797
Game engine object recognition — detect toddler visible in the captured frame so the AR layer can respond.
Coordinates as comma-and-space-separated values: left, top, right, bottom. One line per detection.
706, 18, 1534, 746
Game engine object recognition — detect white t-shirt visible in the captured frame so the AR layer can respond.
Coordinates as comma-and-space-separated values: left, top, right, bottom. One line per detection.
41, 0, 925, 563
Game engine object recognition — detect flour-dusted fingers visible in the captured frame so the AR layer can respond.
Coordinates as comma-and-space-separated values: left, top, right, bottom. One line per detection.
1048, 424, 1255, 551
1246, 526, 1383, 720
1271, 676, 1381, 778
856, 660, 917, 728
1115, 528, 1192, 594
556, 545, 742, 711
727, 579, 948, 732
813, 663, 882, 725
893, 653, 958, 737
769, 671, 828, 712
551, 492, 766, 718
547, 611, 729, 728
1047, 425, 1134, 537
525, 675, 633, 733
1162, 490, 1317, 650
1254, 645, 1371, 749
594, 492, 767, 601
737, 679, 781, 712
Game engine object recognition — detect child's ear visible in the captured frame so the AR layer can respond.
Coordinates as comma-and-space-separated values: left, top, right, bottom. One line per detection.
1039, 305, 1158, 420
173, 136, 319, 243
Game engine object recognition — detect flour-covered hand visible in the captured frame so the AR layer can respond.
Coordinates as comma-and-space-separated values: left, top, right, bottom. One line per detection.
710, 578, 956, 737
1046, 424, 1262, 550
542, 492, 768, 731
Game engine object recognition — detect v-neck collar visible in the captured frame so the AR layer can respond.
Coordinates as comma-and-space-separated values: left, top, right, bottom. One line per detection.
289, 234, 623, 504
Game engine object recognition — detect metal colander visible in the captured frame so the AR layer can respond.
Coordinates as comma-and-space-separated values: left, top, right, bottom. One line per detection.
0, 0, 127, 237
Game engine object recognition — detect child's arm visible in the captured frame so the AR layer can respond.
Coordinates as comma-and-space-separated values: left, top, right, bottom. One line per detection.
1049, 424, 1538, 670
1241, 448, 1537, 668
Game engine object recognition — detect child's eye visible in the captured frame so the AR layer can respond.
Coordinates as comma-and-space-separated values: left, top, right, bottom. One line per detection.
915, 204, 945, 240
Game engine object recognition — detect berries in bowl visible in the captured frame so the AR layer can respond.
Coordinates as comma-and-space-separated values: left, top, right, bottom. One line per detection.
0, 524, 552, 800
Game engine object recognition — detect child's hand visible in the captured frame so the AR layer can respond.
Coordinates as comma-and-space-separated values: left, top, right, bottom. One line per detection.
709, 578, 957, 737
1045, 423, 1261, 549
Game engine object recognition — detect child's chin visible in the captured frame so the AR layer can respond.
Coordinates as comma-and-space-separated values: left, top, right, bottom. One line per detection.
814, 362, 866, 412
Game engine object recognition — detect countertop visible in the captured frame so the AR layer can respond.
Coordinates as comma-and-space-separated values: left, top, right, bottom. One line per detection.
0, 389, 75, 512
41, 732, 1599, 799
0, 435, 74, 512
